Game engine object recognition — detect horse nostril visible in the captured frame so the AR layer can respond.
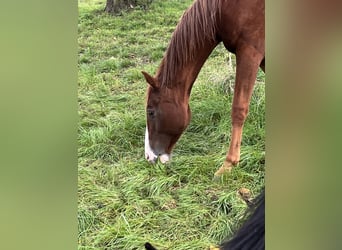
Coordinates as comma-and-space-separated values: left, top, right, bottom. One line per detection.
146, 154, 157, 163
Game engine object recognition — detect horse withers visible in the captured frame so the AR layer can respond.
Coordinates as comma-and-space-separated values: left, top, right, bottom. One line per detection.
142, 0, 265, 175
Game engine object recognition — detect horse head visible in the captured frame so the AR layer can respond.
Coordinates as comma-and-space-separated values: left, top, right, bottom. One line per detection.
142, 71, 191, 163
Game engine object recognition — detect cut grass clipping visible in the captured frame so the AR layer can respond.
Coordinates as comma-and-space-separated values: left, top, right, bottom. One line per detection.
78, 0, 265, 249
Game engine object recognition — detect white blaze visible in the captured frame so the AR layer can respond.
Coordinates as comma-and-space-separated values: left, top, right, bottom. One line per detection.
145, 127, 157, 163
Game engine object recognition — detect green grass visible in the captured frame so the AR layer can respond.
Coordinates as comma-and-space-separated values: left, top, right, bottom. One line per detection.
78, 0, 265, 249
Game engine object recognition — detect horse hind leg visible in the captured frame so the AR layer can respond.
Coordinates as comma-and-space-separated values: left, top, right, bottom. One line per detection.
215, 45, 264, 176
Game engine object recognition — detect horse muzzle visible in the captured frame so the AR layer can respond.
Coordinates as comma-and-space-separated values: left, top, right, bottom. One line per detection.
144, 127, 170, 164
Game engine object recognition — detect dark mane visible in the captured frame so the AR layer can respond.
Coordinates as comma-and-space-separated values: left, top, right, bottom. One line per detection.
221, 189, 265, 250
157, 0, 221, 88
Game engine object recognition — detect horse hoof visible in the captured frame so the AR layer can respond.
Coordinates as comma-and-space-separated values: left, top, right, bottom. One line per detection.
214, 160, 233, 176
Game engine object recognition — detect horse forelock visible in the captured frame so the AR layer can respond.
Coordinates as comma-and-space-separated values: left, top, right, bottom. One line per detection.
157, 0, 221, 88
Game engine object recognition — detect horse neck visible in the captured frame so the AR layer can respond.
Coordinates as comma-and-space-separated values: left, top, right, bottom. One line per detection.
157, 40, 218, 103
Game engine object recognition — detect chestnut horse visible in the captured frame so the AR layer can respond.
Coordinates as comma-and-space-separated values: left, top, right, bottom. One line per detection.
142, 0, 264, 175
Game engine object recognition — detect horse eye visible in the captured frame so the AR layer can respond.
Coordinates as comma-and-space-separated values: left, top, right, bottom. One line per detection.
147, 108, 155, 118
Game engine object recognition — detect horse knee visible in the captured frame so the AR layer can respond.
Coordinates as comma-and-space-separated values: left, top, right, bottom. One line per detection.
231, 106, 248, 126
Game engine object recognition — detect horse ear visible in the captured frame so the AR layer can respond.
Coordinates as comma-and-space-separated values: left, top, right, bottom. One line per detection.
141, 71, 159, 89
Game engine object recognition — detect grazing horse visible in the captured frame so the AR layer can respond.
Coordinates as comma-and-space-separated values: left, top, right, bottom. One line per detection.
142, 0, 265, 174
144, 189, 265, 250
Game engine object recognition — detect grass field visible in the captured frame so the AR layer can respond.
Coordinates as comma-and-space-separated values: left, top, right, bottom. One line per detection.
78, 0, 265, 249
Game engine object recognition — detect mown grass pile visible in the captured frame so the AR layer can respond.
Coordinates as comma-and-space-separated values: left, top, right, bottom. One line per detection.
78, 0, 265, 249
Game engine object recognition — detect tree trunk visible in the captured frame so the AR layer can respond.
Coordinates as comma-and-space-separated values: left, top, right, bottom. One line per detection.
105, 0, 133, 14
105, 0, 152, 14
104, 0, 116, 13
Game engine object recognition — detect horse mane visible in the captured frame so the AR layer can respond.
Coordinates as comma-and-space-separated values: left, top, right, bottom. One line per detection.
144, 242, 158, 250
157, 0, 221, 88
220, 189, 265, 250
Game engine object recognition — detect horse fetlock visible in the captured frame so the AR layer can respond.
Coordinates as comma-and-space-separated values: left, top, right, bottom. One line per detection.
226, 156, 240, 165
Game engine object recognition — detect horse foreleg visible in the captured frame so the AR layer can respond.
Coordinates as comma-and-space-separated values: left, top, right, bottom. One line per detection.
215, 45, 264, 176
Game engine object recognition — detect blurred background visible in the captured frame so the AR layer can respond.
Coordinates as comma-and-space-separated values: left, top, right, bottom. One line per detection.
0, 0, 341, 249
